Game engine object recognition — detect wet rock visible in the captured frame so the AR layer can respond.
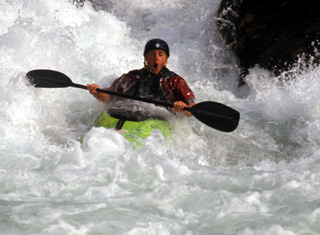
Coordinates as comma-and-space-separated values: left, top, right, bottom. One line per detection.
217, 0, 320, 84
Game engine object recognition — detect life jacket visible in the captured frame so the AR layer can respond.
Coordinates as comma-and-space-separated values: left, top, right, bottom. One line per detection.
128, 67, 177, 104
109, 67, 195, 104
107, 67, 195, 126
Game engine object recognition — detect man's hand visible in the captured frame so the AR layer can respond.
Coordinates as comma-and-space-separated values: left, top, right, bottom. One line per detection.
173, 101, 195, 117
87, 84, 112, 101
87, 84, 99, 95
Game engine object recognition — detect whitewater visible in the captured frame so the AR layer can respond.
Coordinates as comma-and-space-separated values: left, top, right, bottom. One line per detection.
1, 0, 320, 234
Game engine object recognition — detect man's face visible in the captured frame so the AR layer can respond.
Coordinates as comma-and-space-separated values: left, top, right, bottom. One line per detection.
144, 49, 168, 74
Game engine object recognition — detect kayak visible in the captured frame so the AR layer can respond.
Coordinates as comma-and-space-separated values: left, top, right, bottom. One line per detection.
91, 111, 171, 148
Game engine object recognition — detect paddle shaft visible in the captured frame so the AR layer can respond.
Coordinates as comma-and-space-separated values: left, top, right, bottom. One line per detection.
67, 81, 231, 120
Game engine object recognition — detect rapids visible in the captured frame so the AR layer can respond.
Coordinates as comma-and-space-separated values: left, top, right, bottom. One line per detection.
1, 0, 320, 234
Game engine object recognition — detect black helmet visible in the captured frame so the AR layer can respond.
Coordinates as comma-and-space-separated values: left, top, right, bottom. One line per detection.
143, 38, 170, 56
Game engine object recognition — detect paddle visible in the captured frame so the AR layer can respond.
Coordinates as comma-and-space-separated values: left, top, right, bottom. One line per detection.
26, 69, 240, 132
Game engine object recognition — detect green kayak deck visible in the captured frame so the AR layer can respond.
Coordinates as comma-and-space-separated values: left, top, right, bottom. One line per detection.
91, 111, 171, 148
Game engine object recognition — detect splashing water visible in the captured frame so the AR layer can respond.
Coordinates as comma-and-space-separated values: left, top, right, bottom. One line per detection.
1, 0, 320, 234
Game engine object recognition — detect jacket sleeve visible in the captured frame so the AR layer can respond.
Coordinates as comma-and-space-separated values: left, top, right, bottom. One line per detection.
167, 76, 195, 104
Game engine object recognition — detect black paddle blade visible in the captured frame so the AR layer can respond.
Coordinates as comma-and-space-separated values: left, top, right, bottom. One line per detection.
26, 70, 72, 88
191, 101, 240, 132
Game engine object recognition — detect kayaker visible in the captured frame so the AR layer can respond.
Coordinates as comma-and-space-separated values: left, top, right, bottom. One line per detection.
87, 38, 195, 122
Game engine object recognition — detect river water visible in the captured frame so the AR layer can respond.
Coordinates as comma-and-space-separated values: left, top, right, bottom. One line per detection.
1, 0, 320, 234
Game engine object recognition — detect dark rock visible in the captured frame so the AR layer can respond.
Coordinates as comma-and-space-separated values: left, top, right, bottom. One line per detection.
217, 0, 320, 84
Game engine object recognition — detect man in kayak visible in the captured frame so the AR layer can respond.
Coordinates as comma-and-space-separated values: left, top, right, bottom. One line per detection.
87, 38, 195, 121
